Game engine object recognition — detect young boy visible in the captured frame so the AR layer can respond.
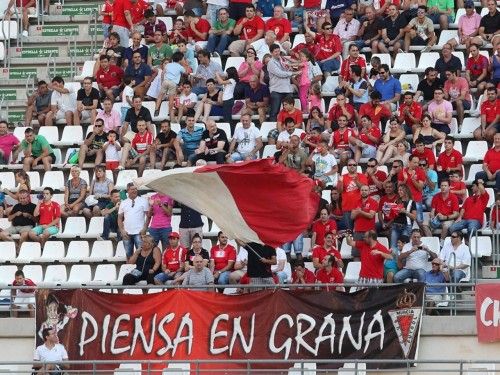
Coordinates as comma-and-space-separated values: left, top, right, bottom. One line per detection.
120, 76, 134, 122
173, 81, 198, 123
103, 130, 122, 171
154, 52, 186, 119
122, 119, 153, 176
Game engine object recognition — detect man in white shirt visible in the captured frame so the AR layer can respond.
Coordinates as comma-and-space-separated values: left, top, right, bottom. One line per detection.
45, 76, 77, 126
333, 9, 360, 57
271, 247, 291, 283
229, 246, 248, 285
118, 183, 150, 259
307, 140, 338, 186
439, 230, 471, 282
226, 114, 263, 162
33, 328, 69, 375
276, 119, 305, 151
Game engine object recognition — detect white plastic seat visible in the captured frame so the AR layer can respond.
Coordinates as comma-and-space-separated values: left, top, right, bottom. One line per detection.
57, 126, 83, 146
439, 140, 463, 154
466, 164, 483, 184
67, 265, 92, 285
117, 264, 136, 283
458, 117, 480, 138
59, 217, 87, 238
41, 171, 65, 191
469, 236, 492, 257
38, 127, 59, 144
68, 169, 90, 186
22, 265, 43, 283
436, 30, 458, 47
392, 53, 416, 73
0, 41, 4, 62
0, 242, 16, 263
259, 122, 276, 143
415, 52, 440, 73
64, 240, 90, 262
485, 188, 494, 207
40, 241, 65, 262
0, 172, 15, 189
216, 122, 232, 140
338, 362, 366, 375
340, 239, 352, 259
84, 216, 104, 238
370, 53, 391, 69
0, 265, 18, 287
322, 75, 339, 97
51, 193, 65, 206
344, 261, 361, 283
171, 215, 180, 232
341, 165, 362, 175
123, 288, 143, 294
116, 169, 138, 190
399, 74, 419, 92
464, 141, 488, 162
262, 144, 277, 158
378, 237, 389, 249
224, 56, 245, 72
421, 237, 441, 252
302, 237, 312, 258
0, 20, 18, 40
291, 33, 305, 49
74, 60, 96, 81
43, 265, 68, 285
91, 264, 117, 285
16, 242, 41, 264
89, 240, 114, 261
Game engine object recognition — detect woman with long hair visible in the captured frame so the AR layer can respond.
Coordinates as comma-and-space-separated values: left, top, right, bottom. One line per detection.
376, 116, 406, 165
391, 184, 417, 251
83, 165, 114, 219
413, 114, 445, 149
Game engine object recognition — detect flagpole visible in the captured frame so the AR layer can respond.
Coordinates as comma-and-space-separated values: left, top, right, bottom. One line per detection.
236, 239, 264, 260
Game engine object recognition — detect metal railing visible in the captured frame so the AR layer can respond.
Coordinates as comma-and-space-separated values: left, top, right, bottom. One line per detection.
88, 8, 99, 58
46, 49, 56, 79
67, 35, 77, 78
25, 72, 35, 98
491, 206, 499, 266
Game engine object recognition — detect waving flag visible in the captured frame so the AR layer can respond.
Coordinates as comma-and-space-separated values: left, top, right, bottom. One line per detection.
135, 159, 319, 247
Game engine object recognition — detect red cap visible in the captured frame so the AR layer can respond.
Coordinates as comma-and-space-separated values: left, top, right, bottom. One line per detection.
168, 232, 180, 239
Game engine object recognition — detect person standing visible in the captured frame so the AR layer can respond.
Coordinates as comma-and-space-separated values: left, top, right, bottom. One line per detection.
239, 241, 277, 289
147, 192, 174, 250
267, 44, 294, 121
179, 203, 204, 248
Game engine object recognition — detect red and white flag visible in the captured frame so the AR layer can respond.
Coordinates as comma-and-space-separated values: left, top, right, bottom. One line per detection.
135, 159, 319, 247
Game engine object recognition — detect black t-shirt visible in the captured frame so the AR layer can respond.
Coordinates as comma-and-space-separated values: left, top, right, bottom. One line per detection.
85, 131, 108, 150
362, 18, 383, 40
383, 15, 407, 41
156, 130, 177, 145
105, 46, 126, 66
417, 78, 443, 101
125, 106, 152, 133
77, 87, 101, 109
186, 248, 210, 266
201, 128, 228, 152
246, 243, 276, 278
393, 200, 417, 225
11, 202, 36, 227
435, 56, 462, 80
479, 11, 500, 34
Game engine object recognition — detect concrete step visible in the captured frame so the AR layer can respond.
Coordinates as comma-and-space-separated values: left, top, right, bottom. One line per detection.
28, 23, 101, 38
0, 65, 83, 82
10, 56, 88, 65
9, 45, 97, 59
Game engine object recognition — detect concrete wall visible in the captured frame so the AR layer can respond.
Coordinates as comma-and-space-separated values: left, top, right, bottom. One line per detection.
1, 316, 499, 374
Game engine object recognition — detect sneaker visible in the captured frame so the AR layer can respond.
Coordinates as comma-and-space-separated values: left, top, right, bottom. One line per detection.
96, 236, 104, 241
422, 45, 432, 52
22, 30, 28, 38
211, 52, 220, 58
154, 109, 160, 117
439, 239, 444, 248
117, 165, 124, 171
398, 48, 404, 53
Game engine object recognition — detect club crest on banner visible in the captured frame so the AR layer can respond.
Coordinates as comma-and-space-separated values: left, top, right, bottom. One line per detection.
389, 289, 422, 358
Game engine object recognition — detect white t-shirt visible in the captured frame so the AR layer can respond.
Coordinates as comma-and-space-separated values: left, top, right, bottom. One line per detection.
271, 247, 287, 272
277, 128, 305, 143
251, 39, 283, 61
51, 88, 77, 113
312, 153, 337, 178
236, 247, 248, 272
34, 343, 68, 362
233, 125, 262, 155
104, 141, 121, 162
222, 78, 236, 101
439, 243, 471, 279
118, 196, 149, 234
179, 92, 198, 107
121, 85, 134, 105
401, 243, 431, 270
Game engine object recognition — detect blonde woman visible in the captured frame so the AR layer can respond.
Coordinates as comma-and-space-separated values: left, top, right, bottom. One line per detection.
62, 166, 87, 218
376, 117, 406, 165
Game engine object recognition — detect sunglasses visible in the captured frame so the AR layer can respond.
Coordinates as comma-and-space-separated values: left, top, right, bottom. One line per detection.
95, 124, 103, 127
392, 165, 400, 168
367, 164, 376, 167
451, 235, 459, 238
348, 164, 357, 166
324, 27, 332, 30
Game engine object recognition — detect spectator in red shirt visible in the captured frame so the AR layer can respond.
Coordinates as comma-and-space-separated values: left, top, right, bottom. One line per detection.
329, 115, 353, 170
366, 158, 387, 200
426, 179, 460, 244
304, 21, 342, 74
288, 32, 317, 59
412, 137, 436, 170
466, 44, 489, 97
473, 87, 500, 143
28, 187, 61, 248
398, 155, 426, 222
229, 5, 265, 57
184, 10, 211, 49
349, 115, 381, 162
122, 119, 153, 176
154, 232, 187, 284
449, 171, 467, 203
291, 261, 316, 288
436, 136, 463, 182
312, 231, 343, 270
326, 93, 355, 131
475, 132, 500, 191
358, 91, 391, 130
376, 180, 399, 237
351, 185, 378, 258
338, 159, 368, 230
316, 255, 345, 291
346, 230, 393, 287
11, 269, 36, 318
265, 6, 292, 47
339, 44, 367, 84
311, 208, 337, 247
449, 179, 489, 241
210, 231, 237, 286
95, 55, 124, 101
111, 0, 133, 48
143, 9, 167, 44
398, 92, 423, 133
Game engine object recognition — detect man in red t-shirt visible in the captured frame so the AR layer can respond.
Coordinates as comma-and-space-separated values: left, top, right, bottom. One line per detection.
210, 231, 237, 285
265, 6, 292, 45
289, 33, 317, 59
412, 138, 436, 170
292, 261, 316, 288
154, 232, 187, 284
28, 187, 61, 248
130, 0, 148, 26
329, 115, 353, 170
450, 179, 489, 241
349, 115, 381, 162
338, 160, 368, 230
346, 230, 392, 285
112, 0, 133, 47
304, 21, 342, 73
366, 158, 387, 200
377, 181, 399, 234
316, 255, 345, 291
11, 269, 36, 317
476, 132, 500, 191
95, 55, 124, 101
398, 92, 423, 133
276, 96, 304, 133
473, 88, 500, 143
184, 10, 211, 45
358, 91, 391, 130
426, 179, 459, 244
311, 208, 337, 247
229, 5, 265, 56
436, 136, 463, 181
339, 45, 367, 83
326, 93, 355, 130
351, 185, 378, 257
398, 155, 425, 203
311, 232, 343, 270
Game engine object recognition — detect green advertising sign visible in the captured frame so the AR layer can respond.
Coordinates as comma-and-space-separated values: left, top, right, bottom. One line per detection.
20, 47, 59, 58
9, 68, 37, 80
41, 25, 79, 36
61, 4, 99, 16
0, 90, 18, 100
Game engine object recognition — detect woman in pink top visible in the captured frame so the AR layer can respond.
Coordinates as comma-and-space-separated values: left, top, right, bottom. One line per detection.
296, 50, 313, 113
147, 192, 174, 250
235, 48, 263, 99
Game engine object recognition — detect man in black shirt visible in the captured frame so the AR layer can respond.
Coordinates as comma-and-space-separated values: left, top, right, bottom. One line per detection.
73, 77, 101, 126
122, 96, 154, 141
0, 190, 36, 245
472, 0, 500, 47
149, 120, 183, 169
378, 4, 407, 59
434, 43, 462, 80
415, 67, 442, 109
77, 118, 108, 169
189, 120, 228, 166
240, 241, 277, 289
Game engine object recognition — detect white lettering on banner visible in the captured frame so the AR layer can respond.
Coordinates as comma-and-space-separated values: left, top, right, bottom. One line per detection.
111, 314, 131, 355
295, 314, 317, 355
314, 313, 336, 353
229, 315, 255, 355
339, 314, 364, 352
79, 312, 98, 356
131, 316, 156, 354
102, 315, 110, 354
210, 314, 229, 355
172, 314, 193, 356
480, 297, 500, 327
157, 313, 175, 355
364, 310, 385, 352
269, 314, 294, 360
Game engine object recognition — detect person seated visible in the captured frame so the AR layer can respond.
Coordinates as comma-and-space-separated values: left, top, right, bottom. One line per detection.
358, 91, 391, 131
443, 69, 471, 127
24, 80, 52, 130
83, 165, 114, 219
243, 76, 270, 125
0, 190, 35, 247
33, 328, 69, 375
276, 118, 304, 152
334, 10, 361, 57
10, 269, 36, 318
121, 119, 153, 177
19, 127, 55, 172
473, 87, 499, 143
424, 258, 449, 313
143, 9, 167, 44
403, 6, 436, 52
438, 231, 471, 283
470, 0, 500, 48
376, 117, 406, 165
316, 255, 345, 291
228, 5, 265, 57
193, 79, 223, 124
326, 93, 355, 131
435, 43, 462, 80
226, 114, 263, 162
307, 140, 338, 186
185, 234, 210, 271
95, 55, 124, 101
206, 8, 236, 56
291, 260, 316, 289
349, 115, 381, 162
448, 1, 481, 53
74, 77, 100, 126
124, 51, 153, 99
172, 81, 198, 124
28, 187, 61, 248
265, 6, 292, 49
354, 6, 383, 53
415, 67, 442, 110
61, 166, 87, 218
189, 120, 228, 166
373, 65, 401, 111
78, 118, 107, 169
45, 76, 77, 127
436, 135, 464, 182
122, 235, 162, 285
183, 255, 215, 287
154, 232, 187, 285
266, 96, 304, 145
312, 231, 343, 270
377, 4, 407, 60
394, 229, 437, 283
183, 10, 211, 51
475, 133, 500, 191
425, 179, 459, 244
304, 20, 342, 74
427, 0, 454, 30
449, 171, 467, 203
149, 120, 183, 169
209, 231, 237, 286
398, 91, 423, 133
177, 111, 203, 163
100, 189, 122, 241
420, 159, 439, 210
427, 88, 453, 135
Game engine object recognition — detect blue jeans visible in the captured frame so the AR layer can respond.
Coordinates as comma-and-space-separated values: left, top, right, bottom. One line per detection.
282, 233, 304, 255
394, 268, 426, 283
206, 4, 224, 25
123, 233, 143, 258
270, 92, 288, 121
275, 271, 288, 284
206, 33, 232, 55
217, 270, 231, 285
415, 201, 424, 223
391, 223, 412, 251
149, 227, 172, 251
449, 220, 481, 240
342, 211, 353, 231
318, 58, 340, 73
102, 215, 121, 241
475, 171, 500, 191
449, 269, 467, 283
192, 86, 207, 95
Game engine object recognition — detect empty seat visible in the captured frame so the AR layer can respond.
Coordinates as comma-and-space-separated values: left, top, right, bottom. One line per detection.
370, 53, 391, 69
117, 264, 136, 283
74, 60, 96, 81
40, 241, 65, 262
262, 145, 277, 158
89, 240, 114, 261
171, 215, 180, 232
217, 122, 232, 139
38, 127, 59, 144
322, 75, 339, 96
392, 53, 416, 73
291, 33, 305, 49
0, 218, 9, 230
64, 241, 90, 262
57, 126, 83, 146
41, 171, 65, 191
452, 51, 465, 69
0, 172, 15, 189
436, 30, 458, 47
469, 236, 492, 257
415, 52, 440, 73
59, 217, 87, 238
0, 242, 16, 263
399, 74, 419, 92
67, 265, 92, 285
0, 20, 18, 40
259, 122, 276, 143
340, 239, 352, 259
16, 242, 41, 263
123, 289, 143, 294
26, 171, 41, 190
421, 236, 441, 252
344, 261, 361, 283
458, 117, 480, 138
22, 265, 43, 283
466, 164, 483, 184
464, 141, 488, 162
91, 264, 117, 285
116, 169, 138, 190
43, 265, 68, 285
84, 217, 104, 238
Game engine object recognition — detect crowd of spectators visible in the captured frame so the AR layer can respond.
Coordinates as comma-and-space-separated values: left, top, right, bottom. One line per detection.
0, 0, 499, 297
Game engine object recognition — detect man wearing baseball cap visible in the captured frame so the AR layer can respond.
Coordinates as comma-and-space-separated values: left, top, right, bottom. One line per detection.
154, 232, 187, 285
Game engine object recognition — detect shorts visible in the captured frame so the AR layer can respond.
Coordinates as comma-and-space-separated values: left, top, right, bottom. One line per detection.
384, 259, 399, 277
428, 13, 453, 24
411, 36, 427, 45
124, 131, 136, 142
154, 271, 182, 284
79, 109, 92, 120
13, 295, 35, 306
162, 79, 178, 96
16, 6, 36, 14
27, 153, 56, 164
209, 105, 224, 116
55, 109, 70, 120
3, 225, 33, 234
106, 160, 120, 170
31, 225, 59, 236
451, 100, 471, 110
431, 123, 450, 134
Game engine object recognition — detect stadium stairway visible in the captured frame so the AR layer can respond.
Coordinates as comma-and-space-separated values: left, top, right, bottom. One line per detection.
0, 0, 103, 123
